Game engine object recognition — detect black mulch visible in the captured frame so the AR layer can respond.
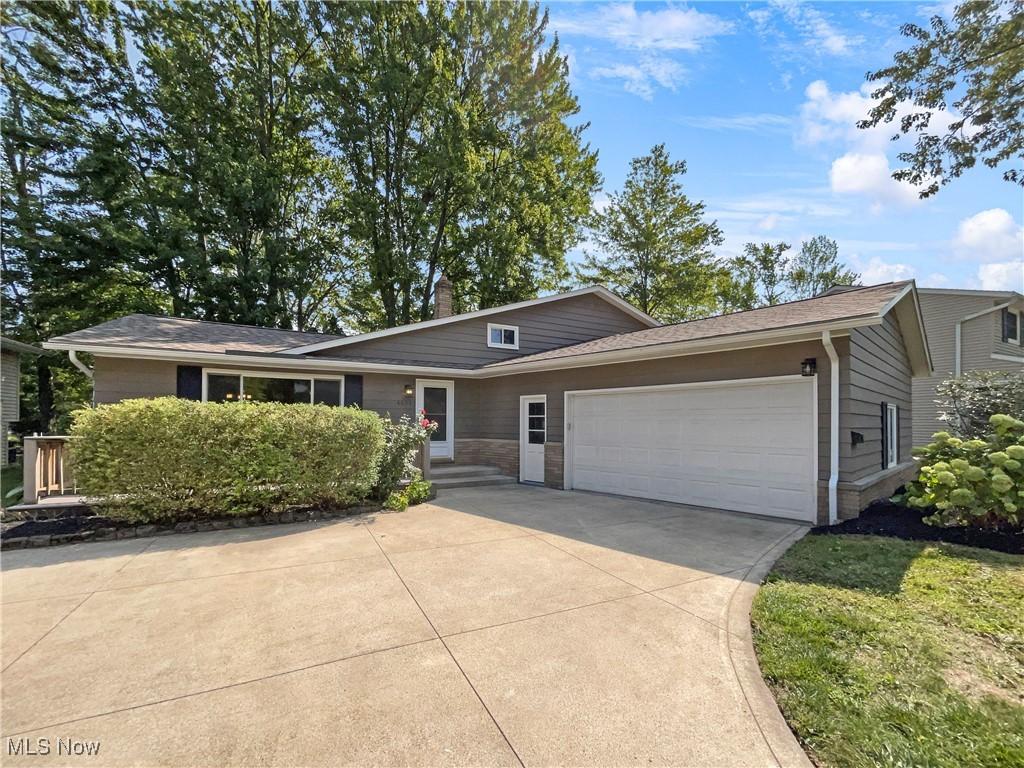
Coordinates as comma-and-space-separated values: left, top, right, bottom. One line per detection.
813, 499, 1024, 555
2, 515, 116, 538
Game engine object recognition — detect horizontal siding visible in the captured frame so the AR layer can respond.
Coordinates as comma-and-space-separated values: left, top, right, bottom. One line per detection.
1, 351, 20, 424
314, 293, 650, 367
94, 358, 178, 404
844, 314, 912, 482
913, 292, 1023, 446
457, 338, 835, 483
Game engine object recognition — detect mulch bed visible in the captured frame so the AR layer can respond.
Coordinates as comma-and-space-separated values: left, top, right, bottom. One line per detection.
3, 515, 115, 538
813, 499, 1024, 555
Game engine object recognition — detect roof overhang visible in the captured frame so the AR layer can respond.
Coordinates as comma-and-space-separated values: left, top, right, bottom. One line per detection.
278, 286, 659, 355
1, 337, 45, 355
881, 282, 932, 377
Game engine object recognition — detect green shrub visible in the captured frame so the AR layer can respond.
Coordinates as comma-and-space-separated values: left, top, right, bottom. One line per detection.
69, 398, 385, 522
406, 477, 432, 505
372, 412, 435, 500
383, 490, 408, 511
898, 414, 1024, 529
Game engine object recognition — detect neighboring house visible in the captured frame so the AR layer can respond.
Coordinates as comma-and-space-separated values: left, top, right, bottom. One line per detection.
912, 288, 1024, 446
1, 336, 44, 466
44, 280, 931, 525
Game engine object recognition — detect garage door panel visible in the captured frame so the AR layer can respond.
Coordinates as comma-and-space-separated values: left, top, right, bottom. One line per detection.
569, 379, 816, 522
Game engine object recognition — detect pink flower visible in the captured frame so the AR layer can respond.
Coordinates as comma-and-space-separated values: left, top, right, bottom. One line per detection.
420, 418, 431, 428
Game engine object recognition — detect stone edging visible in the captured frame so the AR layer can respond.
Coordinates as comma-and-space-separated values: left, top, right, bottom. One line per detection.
725, 526, 815, 768
1, 503, 385, 551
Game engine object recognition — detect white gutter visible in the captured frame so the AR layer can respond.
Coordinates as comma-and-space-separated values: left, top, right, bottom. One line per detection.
954, 301, 1011, 376
68, 350, 94, 379
821, 330, 839, 525
43, 317, 877, 380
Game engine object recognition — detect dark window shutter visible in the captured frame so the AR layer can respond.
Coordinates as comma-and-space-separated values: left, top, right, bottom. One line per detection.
176, 366, 202, 400
343, 375, 363, 408
1002, 309, 1010, 342
894, 405, 900, 464
880, 401, 888, 470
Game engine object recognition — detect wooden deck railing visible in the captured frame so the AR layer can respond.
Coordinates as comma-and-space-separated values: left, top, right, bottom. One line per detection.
22, 436, 76, 504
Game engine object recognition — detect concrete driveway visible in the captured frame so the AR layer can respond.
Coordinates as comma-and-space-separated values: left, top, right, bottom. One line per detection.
1, 486, 810, 767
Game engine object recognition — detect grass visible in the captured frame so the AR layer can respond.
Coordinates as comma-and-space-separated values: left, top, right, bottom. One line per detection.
2, 462, 23, 507
751, 534, 1024, 768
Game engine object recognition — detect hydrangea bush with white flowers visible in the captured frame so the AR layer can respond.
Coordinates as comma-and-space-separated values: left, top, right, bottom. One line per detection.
897, 414, 1024, 529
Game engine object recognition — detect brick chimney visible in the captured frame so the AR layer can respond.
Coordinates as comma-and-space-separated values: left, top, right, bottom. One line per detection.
433, 274, 453, 319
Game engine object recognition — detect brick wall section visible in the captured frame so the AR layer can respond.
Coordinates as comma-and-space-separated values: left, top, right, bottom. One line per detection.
454, 438, 519, 478
544, 442, 564, 489
836, 461, 918, 521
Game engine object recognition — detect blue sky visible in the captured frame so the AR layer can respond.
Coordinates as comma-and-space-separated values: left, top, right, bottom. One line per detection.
546, 1, 1023, 292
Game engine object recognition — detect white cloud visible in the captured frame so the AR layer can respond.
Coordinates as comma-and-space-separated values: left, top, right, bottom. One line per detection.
952, 208, 1024, 263
591, 55, 686, 100
552, 3, 733, 51
757, 213, 782, 232
771, 0, 862, 56
852, 256, 917, 284
675, 113, 792, 132
829, 152, 922, 208
977, 262, 1024, 291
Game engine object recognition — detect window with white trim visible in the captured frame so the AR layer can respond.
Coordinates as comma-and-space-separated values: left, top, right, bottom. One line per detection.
1003, 308, 1021, 344
885, 403, 899, 468
487, 323, 519, 350
204, 371, 344, 405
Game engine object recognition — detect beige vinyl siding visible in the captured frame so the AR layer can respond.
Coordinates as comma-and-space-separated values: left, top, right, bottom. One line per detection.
844, 314, 913, 481
456, 338, 835, 487
94, 357, 179, 404
314, 293, 650, 367
1, 350, 20, 464
912, 292, 1024, 445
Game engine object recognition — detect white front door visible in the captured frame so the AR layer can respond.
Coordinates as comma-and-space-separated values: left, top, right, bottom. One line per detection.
520, 395, 546, 484
416, 380, 454, 460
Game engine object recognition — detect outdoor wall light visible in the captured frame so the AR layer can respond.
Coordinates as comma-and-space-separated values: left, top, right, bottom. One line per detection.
403, 383, 414, 396
801, 358, 817, 376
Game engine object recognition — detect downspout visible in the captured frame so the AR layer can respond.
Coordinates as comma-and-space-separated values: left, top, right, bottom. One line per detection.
68, 350, 93, 379
954, 301, 1011, 376
821, 331, 839, 525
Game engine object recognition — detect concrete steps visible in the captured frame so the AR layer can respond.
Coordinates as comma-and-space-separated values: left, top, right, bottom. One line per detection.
430, 463, 517, 490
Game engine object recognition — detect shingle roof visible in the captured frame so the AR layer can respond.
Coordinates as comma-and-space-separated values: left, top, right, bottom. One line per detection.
483, 281, 911, 369
47, 314, 344, 355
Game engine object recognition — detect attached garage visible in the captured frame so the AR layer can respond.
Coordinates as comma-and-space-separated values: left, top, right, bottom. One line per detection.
564, 376, 818, 522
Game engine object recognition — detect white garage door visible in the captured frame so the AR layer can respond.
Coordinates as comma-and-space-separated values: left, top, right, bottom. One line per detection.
567, 377, 817, 522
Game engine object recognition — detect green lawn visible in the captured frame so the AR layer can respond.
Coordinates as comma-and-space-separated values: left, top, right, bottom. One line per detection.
2, 463, 23, 507
752, 534, 1024, 768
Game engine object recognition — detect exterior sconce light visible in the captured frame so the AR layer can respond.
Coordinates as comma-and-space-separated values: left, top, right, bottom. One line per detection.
404, 384, 414, 396
801, 358, 817, 376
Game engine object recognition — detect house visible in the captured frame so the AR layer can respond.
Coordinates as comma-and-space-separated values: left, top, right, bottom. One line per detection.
43, 279, 932, 525
1, 336, 44, 466
912, 288, 1024, 446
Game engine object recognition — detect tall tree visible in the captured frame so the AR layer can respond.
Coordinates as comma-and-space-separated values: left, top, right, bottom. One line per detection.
731, 242, 791, 307
315, 1, 598, 328
787, 236, 860, 299
860, 0, 1024, 197
576, 144, 724, 322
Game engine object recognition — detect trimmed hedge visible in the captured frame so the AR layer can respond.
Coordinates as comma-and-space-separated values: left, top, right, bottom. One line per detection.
69, 398, 385, 522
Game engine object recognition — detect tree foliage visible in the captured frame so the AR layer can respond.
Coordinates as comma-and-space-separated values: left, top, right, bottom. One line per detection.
575, 144, 724, 323
730, 241, 791, 308
860, 0, 1024, 197
936, 370, 1024, 439
787, 236, 860, 299
1, 0, 597, 427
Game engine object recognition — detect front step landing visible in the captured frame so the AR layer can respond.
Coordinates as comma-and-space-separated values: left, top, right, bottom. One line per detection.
430, 463, 517, 490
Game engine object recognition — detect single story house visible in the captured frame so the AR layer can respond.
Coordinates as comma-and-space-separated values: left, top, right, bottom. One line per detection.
44, 279, 932, 525
912, 288, 1024, 445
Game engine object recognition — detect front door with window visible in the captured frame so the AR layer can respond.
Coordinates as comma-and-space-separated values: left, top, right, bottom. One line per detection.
520, 396, 546, 483
416, 380, 454, 460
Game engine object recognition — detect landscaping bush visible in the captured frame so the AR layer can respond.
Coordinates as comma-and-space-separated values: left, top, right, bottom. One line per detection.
936, 370, 1024, 439
372, 411, 435, 500
898, 414, 1024, 529
69, 398, 385, 522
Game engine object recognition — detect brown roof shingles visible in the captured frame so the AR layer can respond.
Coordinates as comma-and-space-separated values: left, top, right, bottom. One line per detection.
47, 314, 344, 355
482, 281, 911, 369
